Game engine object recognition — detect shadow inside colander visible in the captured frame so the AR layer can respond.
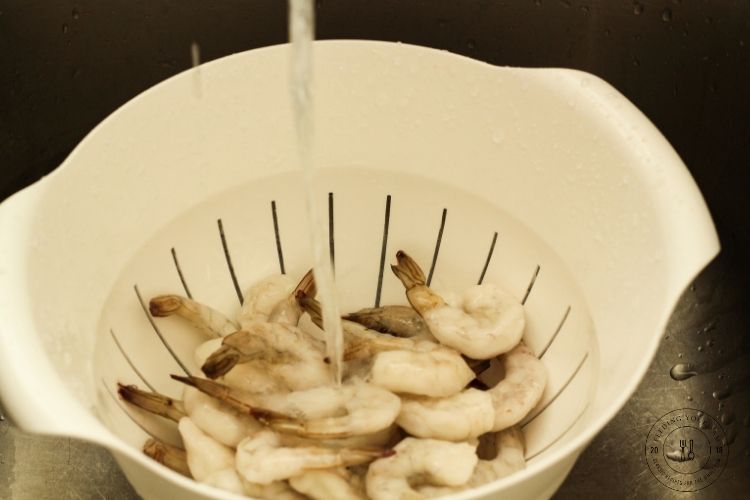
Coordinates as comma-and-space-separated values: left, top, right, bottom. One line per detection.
93, 168, 598, 470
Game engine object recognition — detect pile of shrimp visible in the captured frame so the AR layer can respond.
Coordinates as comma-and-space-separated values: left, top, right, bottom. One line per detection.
118, 250, 546, 499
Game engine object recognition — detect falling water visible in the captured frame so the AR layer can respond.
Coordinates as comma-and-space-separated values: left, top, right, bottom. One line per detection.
288, 0, 344, 384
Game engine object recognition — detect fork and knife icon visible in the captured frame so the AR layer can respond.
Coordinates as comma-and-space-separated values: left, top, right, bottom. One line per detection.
680, 439, 695, 461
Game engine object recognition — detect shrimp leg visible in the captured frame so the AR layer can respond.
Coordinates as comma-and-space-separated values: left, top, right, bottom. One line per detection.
149, 295, 238, 338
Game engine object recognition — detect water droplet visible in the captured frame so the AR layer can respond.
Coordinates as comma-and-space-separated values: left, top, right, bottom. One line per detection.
661, 8, 672, 22
720, 412, 735, 426
718, 373, 724, 380
633, 3, 644, 15
698, 345, 703, 352
687, 395, 693, 401
466, 38, 476, 50
723, 426, 737, 445
670, 363, 698, 381
712, 386, 731, 400
677, 353, 683, 358
705, 339, 714, 347
62, 23, 68, 34
72, 7, 79, 19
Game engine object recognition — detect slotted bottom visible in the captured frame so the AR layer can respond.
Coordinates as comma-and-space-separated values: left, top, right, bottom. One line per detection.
93, 167, 598, 473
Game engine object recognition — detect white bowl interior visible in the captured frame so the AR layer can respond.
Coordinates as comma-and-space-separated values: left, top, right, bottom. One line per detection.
93, 167, 597, 466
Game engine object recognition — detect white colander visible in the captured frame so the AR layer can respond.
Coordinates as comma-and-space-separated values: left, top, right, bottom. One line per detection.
0, 41, 718, 499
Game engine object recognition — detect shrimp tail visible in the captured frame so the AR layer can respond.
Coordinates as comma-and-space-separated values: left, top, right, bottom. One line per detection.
390, 251, 426, 289
170, 374, 292, 422
143, 438, 192, 477
117, 383, 185, 422
297, 291, 324, 329
295, 269, 317, 299
149, 295, 183, 317
201, 345, 241, 378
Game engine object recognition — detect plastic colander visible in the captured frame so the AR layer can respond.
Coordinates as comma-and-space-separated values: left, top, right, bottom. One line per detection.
0, 41, 719, 499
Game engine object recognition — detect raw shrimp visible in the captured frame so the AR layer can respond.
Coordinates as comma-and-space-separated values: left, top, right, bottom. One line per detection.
144, 434, 291, 498
201, 322, 330, 391
343, 305, 432, 340
117, 383, 261, 448
177, 417, 234, 482
290, 468, 367, 500
298, 294, 415, 360
195, 338, 287, 394
370, 349, 475, 398
238, 270, 315, 328
241, 479, 307, 500
178, 417, 249, 495
149, 295, 238, 338
299, 294, 474, 397
143, 438, 191, 477
391, 250, 525, 359
235, 429, 393, 484
396, 388, 495, 441
172, 375, 402, 439
488, 342, 546, 431
418, 427, 526, 497
366, 437, 478, 500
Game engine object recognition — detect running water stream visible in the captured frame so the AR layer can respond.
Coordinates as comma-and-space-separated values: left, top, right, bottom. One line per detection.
288, 0, 344, 384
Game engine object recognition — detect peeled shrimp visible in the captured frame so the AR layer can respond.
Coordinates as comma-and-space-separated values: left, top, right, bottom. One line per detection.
241, 479, 307, 500
202, 323, 330, 391
299, 294, 474, 397
177, 417, 235, 482
343, 305, 433, 340
488, 342, 546, 431
173, 375, 401, 439
396, 388, 495, 442
117, 383, 261, 448
239, 270, 315, 328
235, 429, 393, 484
418, 427, 526, 497
370, 349, 475, 398
366, 438, 478, 500
289, 468, 367, 500
392, 251, 525, 359
149, 295, 238, 338
195, 338, 287, 394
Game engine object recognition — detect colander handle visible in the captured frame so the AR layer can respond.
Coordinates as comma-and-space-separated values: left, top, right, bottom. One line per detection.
0, 181, 112, 443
